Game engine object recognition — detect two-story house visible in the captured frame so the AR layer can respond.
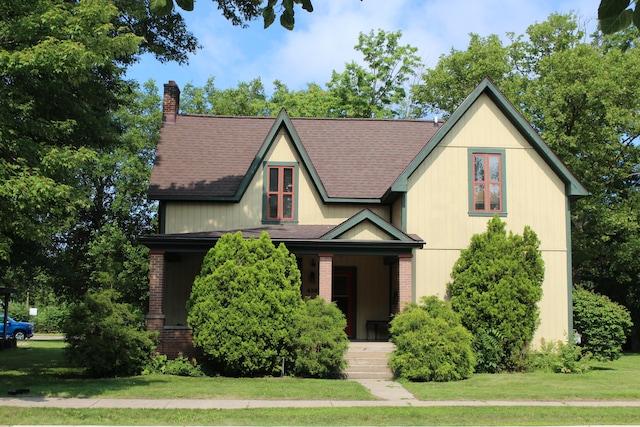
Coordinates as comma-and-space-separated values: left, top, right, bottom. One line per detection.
142, 78, 588, 357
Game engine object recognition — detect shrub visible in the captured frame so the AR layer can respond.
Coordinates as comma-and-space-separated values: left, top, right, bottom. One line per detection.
293, 298, 349, 378
573, 287, 632, 361
447, 216, 544, 372
527, 338, 590, 374
34, 305, 68, 333
187, 231, 305, 377
389, 296, 475, 382
144, 353, 205, 377
63, 289, 157, 377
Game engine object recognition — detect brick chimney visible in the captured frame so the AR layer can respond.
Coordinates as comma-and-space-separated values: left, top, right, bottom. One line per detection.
163, 80, 180, 124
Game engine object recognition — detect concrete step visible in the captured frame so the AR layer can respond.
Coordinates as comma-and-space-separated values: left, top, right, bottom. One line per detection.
342, 341, 395, 380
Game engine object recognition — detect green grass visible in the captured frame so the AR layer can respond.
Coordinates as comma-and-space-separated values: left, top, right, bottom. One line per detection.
0, 406, 639, 426
402, 353, 640, 401
0, 339, 372, 400
3, 339, 640, 425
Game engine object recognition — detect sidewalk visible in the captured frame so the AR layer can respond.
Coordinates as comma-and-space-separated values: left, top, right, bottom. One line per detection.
1, 379, 640, 408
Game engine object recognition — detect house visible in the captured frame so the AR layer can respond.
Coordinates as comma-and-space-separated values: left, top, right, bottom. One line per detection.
142, 78, 588, 357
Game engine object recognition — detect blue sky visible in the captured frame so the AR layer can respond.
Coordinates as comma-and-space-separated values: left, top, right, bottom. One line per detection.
126, 0, 601, 94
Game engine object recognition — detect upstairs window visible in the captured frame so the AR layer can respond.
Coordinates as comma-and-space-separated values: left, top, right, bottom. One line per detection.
470, 151, 505, 214
265, 165, 296, 222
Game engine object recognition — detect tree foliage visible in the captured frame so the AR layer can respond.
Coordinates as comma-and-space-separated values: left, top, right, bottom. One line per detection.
63, 289, 157, 377
573, 287, 633, 361
187, 231, 305, 377
389, 296, 475, 382
447, 217, 544, 372
150, 0, 313, 30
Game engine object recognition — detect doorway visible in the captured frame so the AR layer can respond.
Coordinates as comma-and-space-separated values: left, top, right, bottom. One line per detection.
333, 267, 356, 338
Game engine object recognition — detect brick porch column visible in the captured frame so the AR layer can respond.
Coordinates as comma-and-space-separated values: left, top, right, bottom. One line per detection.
318, 254, 333, 302
146, 251, 166, 332
398, 254, 413, 309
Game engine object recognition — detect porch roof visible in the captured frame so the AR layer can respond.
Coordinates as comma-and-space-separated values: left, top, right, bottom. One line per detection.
140, 223, 424, 256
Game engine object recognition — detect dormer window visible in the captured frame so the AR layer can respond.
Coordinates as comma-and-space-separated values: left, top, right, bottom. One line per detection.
264, 164, 297, 222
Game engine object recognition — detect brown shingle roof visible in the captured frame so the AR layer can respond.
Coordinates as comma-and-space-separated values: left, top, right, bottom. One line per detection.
149, 113, 442, 200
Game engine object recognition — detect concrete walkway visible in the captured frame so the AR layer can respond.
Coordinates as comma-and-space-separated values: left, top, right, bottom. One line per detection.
1, 379, 640, 408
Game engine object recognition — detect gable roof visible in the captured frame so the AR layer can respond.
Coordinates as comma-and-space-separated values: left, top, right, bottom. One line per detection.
389, 78, 589, 199
149, 110, 442, 201
149, 78, 588, 202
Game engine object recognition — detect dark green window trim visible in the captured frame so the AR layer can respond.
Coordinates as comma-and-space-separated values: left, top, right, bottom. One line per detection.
262, 162, 299, 224
468, 149, 507, 217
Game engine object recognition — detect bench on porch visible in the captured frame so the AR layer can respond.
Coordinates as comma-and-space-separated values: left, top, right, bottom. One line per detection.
366, 320, 390, 340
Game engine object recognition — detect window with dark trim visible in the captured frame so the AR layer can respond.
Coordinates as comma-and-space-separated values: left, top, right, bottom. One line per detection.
471, 152, 503, 213
266, 165, 295, 221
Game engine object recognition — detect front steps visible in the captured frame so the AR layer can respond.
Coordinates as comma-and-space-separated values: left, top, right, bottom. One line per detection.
343, 341, 395, 380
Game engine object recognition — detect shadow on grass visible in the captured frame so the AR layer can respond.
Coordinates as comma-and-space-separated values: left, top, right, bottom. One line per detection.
0, 343, 171, 398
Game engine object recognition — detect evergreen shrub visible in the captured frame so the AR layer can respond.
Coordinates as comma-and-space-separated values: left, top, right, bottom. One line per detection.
293, 297, 349, 378
389, 296, 475, 382
573, 287, 632, 361
447, 216, 544, 372
63, 289, 157, 377
187, 231, 305, 377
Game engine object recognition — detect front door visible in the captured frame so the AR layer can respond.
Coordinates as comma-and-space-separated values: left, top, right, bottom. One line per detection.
333, 268, 356, 338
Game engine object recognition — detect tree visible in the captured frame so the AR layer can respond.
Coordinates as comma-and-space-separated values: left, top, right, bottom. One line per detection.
150, 0, 314, 30
0, 0, 141, 298
180, 76, 268, 115
187, 231, 305, 376
447, 217, 544, 372
416, 13, 640, 350
327, 29, 422, 118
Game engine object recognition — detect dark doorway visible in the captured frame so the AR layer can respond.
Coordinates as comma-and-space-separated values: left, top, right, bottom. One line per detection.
333, 267, 356, 338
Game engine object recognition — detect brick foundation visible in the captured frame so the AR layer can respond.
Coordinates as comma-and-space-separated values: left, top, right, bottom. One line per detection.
159, 328, 199, 359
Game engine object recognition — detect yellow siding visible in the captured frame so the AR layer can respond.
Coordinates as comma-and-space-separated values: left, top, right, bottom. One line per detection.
164, 129, 388, 233
407, 93, 570, 341
337, 220, 394, 241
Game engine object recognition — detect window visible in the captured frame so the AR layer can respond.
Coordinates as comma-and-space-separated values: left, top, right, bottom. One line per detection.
470, 151, 505, 214
265, 165, 296, 221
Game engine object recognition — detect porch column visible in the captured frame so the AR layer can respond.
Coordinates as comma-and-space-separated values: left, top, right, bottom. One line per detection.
398, 254, 413, 309
146, 251, 166, 332
318, 254, 333, 302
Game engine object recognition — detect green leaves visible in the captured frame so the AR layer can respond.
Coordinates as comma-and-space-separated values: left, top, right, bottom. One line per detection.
149, 0, 173, 16
598, 0, 638, 34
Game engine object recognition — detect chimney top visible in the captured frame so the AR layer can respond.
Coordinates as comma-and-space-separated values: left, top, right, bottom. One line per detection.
163, 81, 180, 124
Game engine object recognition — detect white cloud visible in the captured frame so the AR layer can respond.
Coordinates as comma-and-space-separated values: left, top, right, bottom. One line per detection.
127, 0, 602, 92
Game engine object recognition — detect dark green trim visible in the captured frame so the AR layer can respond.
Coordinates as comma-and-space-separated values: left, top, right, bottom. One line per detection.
401, 195, 407, 233
140, 235, 421, 255
391, 78, 589, 199
261, 162, 299, 223
321, 209, 417, 242
467, 149, 507, 217
566, 193, 574, 335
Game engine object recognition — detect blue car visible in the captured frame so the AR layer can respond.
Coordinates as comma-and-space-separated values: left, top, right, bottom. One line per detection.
0, 315, 34, 339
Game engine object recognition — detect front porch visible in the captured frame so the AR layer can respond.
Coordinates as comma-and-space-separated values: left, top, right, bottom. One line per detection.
147, 250, 415, 357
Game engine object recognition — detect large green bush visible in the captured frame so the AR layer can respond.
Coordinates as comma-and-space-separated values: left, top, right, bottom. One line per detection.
293, 297, 349, 378
187, 231, 305, 377
447, 216, 544, 372
389, 296, 475, 382
63, 289, 157, 377
573, 287, 632, 361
